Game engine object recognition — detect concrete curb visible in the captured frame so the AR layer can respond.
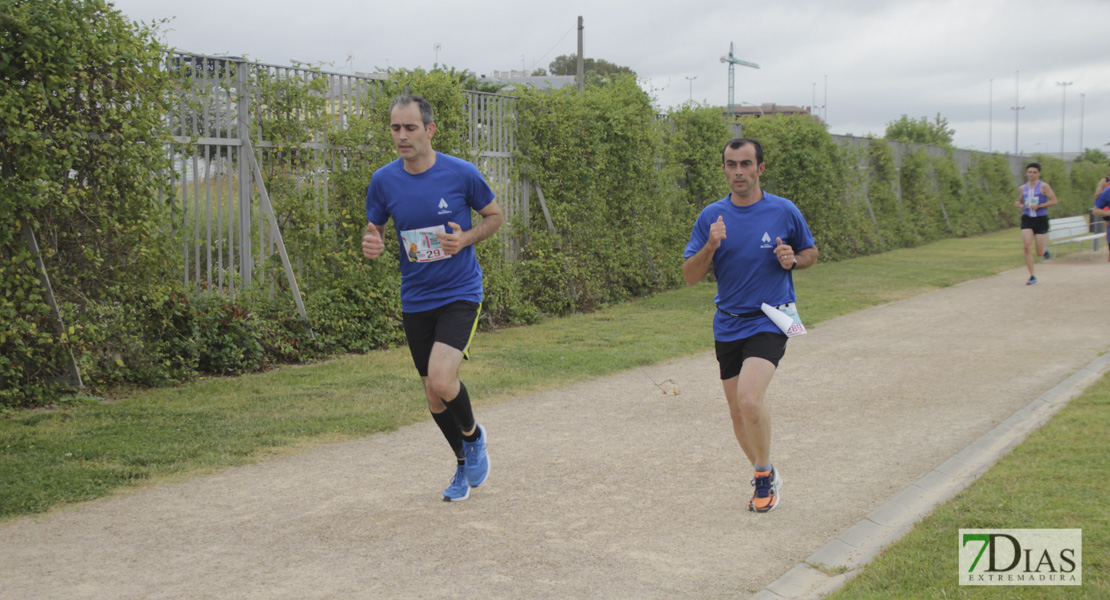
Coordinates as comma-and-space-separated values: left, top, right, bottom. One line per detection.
751, 351, 1110, 600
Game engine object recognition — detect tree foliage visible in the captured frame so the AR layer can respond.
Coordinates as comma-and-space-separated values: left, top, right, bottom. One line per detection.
431, 65, 505, 94
1074, 148, 1109, 165
0, 7, 1070, 408
548, 54, 635, 77
885, 113, 955, 147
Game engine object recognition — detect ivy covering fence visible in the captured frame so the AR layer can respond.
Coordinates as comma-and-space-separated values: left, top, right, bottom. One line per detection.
3, 0, 1106, 409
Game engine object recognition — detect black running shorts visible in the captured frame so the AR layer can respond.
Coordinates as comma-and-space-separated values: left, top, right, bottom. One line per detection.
401, 300, 481, 377
715, 332, 789, 380
1021, 215, 1049, 235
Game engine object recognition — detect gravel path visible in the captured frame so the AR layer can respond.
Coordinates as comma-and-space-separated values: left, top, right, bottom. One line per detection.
2, 257, 1108, 599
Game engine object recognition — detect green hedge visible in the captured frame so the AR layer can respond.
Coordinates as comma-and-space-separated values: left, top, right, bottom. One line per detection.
1, 0, 178, 406
510, 75, 716, 314
1, 3, 1096, 408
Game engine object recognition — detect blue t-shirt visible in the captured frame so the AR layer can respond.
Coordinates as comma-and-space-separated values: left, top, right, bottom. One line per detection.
683, 191, 816, 342
1096, 187, 1110, 241
365, 152, 495, 313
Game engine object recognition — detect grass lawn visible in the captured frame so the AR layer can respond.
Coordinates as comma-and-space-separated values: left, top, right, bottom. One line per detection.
1, 228, 1105, 595
823, 371, 1109, 599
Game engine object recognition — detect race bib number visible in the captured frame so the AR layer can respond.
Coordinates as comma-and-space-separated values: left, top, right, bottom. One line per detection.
1025, 189, 1038, 216
761, 302, 807, 337
400, 225, 451, 263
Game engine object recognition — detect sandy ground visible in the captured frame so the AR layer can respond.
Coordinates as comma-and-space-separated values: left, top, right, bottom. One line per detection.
1, 255, 1108, 600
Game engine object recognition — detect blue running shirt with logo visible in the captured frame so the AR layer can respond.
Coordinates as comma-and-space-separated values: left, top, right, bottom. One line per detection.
366, 152, 495, 312
1096, 186, 1110, 243
683, 192, 816, 341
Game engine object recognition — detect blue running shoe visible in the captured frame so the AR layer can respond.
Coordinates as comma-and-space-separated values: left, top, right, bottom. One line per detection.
1043, 249, 1051, 260
1026, 275, 1037, 285
462, 424, 490, 487
443, 464, 470, 502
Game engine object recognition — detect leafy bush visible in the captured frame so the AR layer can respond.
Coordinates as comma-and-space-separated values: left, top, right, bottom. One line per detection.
1, 0, 177, 406
961, 153, 1018, 234
1, 7, 1085, 408
512, 75, 702, 313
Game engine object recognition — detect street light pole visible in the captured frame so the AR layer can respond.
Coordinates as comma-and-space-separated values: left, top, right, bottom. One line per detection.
1011, 105, 1024, 154
1080, 93, 1085, 153
1057, 81, 1073, 158
823, 74, 828, 124
988, 78, 993, 153
1011, 71, 1023, 154
685, 75, 697, 101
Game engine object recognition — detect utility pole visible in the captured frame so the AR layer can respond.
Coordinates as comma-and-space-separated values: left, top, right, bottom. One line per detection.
823, 74, 828, 124
1057, 81, 1073, 158
720, 42, 759, 119
811, 82, 825, 122
576, 16, 584, 93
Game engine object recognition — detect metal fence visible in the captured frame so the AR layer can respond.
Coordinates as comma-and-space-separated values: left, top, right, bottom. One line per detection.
165, 53, 525, 309
167, 53, 1058, 311
467, 91, 526, 258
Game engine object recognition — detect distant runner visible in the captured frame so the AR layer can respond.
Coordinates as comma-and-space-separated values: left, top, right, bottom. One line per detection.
1014, 162, 1058, 285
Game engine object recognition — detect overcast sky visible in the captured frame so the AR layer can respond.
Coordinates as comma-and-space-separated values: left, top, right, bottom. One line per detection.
112, 0, 1110, 157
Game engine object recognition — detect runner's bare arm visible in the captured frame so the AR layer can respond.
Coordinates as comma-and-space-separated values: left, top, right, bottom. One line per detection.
436, 201, 504, 255
466, 201, 505, 246
793, 246, 819, 270
683, 216, 726, 285
1038, 183, 1059, 209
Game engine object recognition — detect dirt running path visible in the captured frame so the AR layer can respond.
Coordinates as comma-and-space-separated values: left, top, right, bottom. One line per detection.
2, 257, 1108, 599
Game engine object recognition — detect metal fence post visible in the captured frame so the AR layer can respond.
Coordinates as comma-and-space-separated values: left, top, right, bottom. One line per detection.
21, 223, 83, 389
236, 59, 253, 287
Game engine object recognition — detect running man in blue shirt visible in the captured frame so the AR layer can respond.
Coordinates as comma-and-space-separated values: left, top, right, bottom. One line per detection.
683, 137, 818, 513
362, 95, 504, 502
1094, 186, 1110, 262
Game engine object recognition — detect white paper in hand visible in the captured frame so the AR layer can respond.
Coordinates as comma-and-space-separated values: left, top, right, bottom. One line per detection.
761, 302, 807, 337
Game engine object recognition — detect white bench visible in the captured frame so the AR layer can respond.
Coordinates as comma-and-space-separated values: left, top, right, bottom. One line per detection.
1047, 215, 1106, 259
